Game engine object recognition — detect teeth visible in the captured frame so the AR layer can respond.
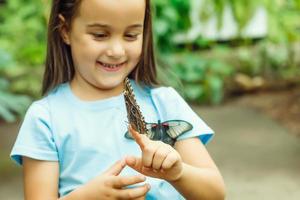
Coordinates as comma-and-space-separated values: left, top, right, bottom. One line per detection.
101, 62, 123, 68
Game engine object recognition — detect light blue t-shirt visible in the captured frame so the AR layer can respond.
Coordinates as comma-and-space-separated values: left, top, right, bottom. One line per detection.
10, 80, 214, 199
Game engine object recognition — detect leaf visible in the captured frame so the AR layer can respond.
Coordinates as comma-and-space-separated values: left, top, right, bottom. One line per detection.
184, 84, 205, 101
206, 75, 224, 104
0, 91, 31, 122
0, 104, 16, 122
0, 78, 9, 90
0, 48, 14, 69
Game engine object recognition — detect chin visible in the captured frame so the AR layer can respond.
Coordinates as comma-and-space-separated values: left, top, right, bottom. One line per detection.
95, 79, 124, 90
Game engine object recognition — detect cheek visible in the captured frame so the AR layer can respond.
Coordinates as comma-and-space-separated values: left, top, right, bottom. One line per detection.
128, 41, 143, 60
72, 40, 105, 62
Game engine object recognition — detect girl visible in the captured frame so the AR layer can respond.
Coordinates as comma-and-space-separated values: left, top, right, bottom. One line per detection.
10, 0, 225, 199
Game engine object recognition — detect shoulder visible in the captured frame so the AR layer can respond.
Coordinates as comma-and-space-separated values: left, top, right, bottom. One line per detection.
150, 86, 187, 108
151, 86, 181, 99
24, 83, 66, 124
26, 98, 50, 118
22, 97, 52, 132
132, 81, 185, 108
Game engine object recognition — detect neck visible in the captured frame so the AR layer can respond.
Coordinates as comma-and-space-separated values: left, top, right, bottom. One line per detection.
70, 76, 125, 101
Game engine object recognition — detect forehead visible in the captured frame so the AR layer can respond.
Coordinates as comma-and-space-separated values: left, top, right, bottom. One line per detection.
76, 0, 145, 26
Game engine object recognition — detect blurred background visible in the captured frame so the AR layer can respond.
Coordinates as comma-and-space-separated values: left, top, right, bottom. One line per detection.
0, 0, 300, 199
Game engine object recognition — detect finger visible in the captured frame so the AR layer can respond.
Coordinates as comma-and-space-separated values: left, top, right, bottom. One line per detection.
142, 143, 158, 167
104, 159, 126, 176
126, 156, 160, 178
116, 184, 151, 200
162, 153, 179, 170
152, 145, 170, 170
125, 156, 143, 173
110, 175, 146, 188
129, 125, 147, 149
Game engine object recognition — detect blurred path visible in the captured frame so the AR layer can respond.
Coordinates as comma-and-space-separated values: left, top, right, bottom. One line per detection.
0, 122, 23, 200
196, 104, 300, 200
1, 103, 300, 199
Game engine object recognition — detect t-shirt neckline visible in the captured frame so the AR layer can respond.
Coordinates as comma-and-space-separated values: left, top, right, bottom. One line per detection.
63, 82, 125, 110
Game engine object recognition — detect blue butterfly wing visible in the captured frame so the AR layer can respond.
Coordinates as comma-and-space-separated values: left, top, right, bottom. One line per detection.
124, 131, 133, 139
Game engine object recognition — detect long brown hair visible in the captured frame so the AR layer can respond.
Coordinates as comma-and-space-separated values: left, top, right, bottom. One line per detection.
42, 0, 158, 95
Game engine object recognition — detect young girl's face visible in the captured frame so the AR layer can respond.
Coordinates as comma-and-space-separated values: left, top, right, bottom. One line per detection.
62, 0, 145, 98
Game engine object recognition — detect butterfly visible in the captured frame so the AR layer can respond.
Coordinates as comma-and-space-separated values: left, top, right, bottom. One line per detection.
125, 120, 193, 146
123, 77, 193, 146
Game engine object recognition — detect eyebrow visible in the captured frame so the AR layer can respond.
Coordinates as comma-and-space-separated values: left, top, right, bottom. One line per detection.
87, 23, 143, 29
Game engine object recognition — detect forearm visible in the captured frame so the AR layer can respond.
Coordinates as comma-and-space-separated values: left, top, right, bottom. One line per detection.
169, 163, 226, 200
58, 185, 87, 200
58, 187, 145, 200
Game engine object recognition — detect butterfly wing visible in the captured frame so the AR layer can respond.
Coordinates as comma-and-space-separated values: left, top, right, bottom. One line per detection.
124, 123, 156, 140
124, 130, 133, 139
123, 78, 147, 135
145, 123, 160, 140
164, 120, 193, 139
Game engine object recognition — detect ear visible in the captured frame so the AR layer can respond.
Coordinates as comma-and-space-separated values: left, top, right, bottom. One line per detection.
58, 14, 71, 45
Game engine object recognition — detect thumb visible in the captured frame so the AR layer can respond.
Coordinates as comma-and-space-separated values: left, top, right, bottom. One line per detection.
125, 156, 143, 173
104, 159, 126, 176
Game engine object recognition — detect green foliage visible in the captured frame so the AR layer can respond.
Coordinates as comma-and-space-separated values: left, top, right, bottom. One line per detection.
0, 1, 46, 124
199, 0, 300, 43
0, 0, 47, 122
0, 47, 31, 122
265, 0, 300, 43
0, 77, 31, 122
153, 0, 191, 52
0, 0, 48, 66
160, 53, 233, 104
0, 0, 299, 122
201, 0, 260, 32
237, 42, 300, 81
153, 0, 235, 104
154, 0, 300, 104
0, 47, 14, 68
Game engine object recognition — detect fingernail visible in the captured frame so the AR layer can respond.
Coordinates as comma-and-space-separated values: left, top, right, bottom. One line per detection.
139, 175, 146, 181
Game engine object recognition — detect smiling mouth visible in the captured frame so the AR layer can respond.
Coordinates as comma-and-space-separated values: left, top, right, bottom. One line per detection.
97, 61, 127, 68
97, 61, 127, 71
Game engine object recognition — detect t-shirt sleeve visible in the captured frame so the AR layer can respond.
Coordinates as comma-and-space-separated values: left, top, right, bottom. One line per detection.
151, 87, 214, 145
10, 101, 58, 166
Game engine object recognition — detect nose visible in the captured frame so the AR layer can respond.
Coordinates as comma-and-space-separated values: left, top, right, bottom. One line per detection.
106, 40, 125, 59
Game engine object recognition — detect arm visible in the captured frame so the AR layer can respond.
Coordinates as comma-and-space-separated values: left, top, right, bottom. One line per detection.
23, 157, 149, 200
170, 138, 226, 200
23, 157, 101, 200
23, 157, 60, 200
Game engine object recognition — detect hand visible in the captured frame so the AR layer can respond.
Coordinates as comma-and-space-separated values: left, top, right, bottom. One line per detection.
125, 125, 183, 182
81, 159, 150, 200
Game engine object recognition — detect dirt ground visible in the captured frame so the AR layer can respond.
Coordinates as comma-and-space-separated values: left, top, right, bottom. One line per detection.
228, 85, 300, 137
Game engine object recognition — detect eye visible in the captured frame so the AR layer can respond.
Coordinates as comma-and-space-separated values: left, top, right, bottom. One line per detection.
91, 33, 108, 40
124, 34, 139, 41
